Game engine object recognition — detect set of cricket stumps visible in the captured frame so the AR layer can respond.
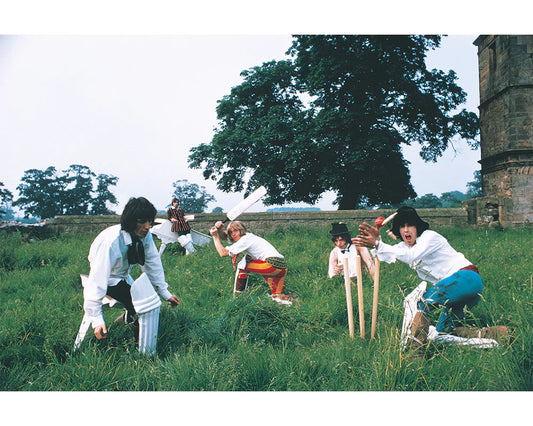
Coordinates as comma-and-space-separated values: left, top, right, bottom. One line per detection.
343, 212, 397, 339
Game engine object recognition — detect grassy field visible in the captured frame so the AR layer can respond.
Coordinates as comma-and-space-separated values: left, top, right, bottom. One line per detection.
0, 223, 532, 394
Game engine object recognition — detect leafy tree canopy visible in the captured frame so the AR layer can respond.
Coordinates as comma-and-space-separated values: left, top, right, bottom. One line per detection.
189, 35, 479, 210
171, 179, 215, 213
466, 170, 483, 199
439, 191, 468, 208
62, 164, 95, 215
91, 174, 119, 215
377, 170, 482, 209
14, 165, 119, 219
0, 181, 13, 217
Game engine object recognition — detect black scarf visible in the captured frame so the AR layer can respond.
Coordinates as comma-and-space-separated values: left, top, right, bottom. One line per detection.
128, 235, 145, 265
341, 242, 353, 255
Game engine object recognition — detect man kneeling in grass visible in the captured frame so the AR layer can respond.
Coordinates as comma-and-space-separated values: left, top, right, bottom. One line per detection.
83, 197, 179, 355
354, 206, 508, 355
210, 220, 294, 305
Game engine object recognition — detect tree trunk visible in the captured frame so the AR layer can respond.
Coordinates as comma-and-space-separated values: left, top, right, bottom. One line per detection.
337, 192, 360, 210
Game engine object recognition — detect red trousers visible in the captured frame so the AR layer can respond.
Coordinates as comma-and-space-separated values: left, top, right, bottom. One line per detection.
237, 260, 287, 295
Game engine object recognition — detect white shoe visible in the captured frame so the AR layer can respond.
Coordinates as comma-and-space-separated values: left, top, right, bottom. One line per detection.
269, 294, 293, 306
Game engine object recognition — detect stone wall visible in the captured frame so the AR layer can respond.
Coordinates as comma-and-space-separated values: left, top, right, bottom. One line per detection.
46, 208, 470, 236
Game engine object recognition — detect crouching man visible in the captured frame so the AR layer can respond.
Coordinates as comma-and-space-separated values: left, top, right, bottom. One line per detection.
83, 196, 179, 355
210, 220, 294, 305
354, 206, 508, 355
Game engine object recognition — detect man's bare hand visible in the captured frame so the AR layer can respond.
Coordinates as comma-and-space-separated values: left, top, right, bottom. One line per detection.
353, 222, 380, 248
94, 324, 108, 340
168, 295, 180, 308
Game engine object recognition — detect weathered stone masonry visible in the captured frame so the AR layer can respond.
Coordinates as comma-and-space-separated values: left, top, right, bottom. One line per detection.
465, 35, 533, 227
46, 208, 469, 236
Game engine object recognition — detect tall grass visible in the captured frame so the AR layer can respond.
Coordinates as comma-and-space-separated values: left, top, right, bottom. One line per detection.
0, 224, 531, 391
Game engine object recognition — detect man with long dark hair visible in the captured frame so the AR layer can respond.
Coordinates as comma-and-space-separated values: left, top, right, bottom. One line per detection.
354, 206, 507, 354
82, 197, 179, 355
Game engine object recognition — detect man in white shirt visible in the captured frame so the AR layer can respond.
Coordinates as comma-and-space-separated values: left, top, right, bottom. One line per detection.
354, 206, 507, 353
84, 197, 179, 351
210, 220, 293, 304
327, 222, 375, 279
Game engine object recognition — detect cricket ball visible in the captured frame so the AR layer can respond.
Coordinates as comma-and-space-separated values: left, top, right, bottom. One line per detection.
375, 216, 385, 228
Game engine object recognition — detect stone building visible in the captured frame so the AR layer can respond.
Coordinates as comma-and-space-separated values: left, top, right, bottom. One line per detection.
465, 35, 533, 227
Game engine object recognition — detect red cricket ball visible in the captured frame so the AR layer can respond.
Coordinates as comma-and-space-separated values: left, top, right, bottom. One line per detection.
375, 216, 385, 228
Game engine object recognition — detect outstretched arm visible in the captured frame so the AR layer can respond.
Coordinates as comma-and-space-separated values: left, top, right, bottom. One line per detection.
210, 222, 230, 257
357, 246, 375, 279
353, 222, 380, 249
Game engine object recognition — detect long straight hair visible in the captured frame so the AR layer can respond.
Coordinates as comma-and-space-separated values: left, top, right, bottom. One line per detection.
120, 197, 157, 233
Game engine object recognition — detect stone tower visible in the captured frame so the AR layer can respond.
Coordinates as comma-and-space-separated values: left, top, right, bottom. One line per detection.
466, 35, 533, 227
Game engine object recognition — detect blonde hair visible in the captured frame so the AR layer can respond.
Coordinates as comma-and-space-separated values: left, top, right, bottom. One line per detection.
225, 221, 247, 242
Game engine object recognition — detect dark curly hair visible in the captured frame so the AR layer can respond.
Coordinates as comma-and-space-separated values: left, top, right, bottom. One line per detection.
391, 206, 429, 239
120, 197, 157, 233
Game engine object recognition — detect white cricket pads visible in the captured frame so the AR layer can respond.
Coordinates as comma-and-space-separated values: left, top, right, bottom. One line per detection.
74, 274, 122, 351
190, 229, 212, 247
151, 219, 178, 244
400, 280, 499, 350
427, 326, 498, 348
131, 273, 162, 356
401, 281, 427, 350
131, 273, 162, 314
233, 268, 249, 295
178, 233, 196, 255
138, 307, 160, 356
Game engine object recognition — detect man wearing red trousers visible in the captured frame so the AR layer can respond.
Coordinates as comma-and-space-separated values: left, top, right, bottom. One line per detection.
210, 220, 294, 305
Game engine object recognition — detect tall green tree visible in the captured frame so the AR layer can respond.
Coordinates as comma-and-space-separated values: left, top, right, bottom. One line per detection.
91, 173, 119, 215
440, 190, 468, 208
171, 179, 215, 213
0, 181, 13, 218
14, 166, 119, 219
466, 170, 483, 199
63, 164, 95, 215
404, 193, 443, 209
189, 35, 479, 209
14, 167, 69, 219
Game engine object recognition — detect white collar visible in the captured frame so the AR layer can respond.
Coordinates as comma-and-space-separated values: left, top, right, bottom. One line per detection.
121, 229, 133, 245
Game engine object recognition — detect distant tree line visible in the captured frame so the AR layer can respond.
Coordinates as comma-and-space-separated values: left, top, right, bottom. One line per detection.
0, 181, 13, 217
1, 171, 218, 220
376, 171, 483, 209
170, 179, 215, 214
1, 167, 482, 220
266, 207, 321, 212
2, 165, 119, 220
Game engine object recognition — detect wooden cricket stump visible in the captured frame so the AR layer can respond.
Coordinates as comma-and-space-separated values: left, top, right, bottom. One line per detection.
355, 255, 365, 339
371, 257, 380, 339
342, 257, 355, 339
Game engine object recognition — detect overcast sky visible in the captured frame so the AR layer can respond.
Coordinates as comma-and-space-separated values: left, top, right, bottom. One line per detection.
1, 2, 524, 215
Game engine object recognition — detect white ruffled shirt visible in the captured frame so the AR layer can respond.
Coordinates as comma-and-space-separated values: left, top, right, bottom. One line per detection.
375, 229, 472, 284
84, 224, 173, 327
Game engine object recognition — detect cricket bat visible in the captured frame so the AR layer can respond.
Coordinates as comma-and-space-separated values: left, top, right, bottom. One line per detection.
224, 186, 267, 222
